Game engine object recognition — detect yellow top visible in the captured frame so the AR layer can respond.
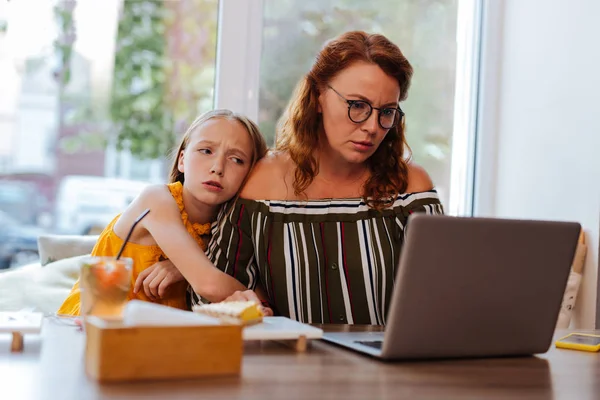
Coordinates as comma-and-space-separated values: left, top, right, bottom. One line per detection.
57, 182, 211, 315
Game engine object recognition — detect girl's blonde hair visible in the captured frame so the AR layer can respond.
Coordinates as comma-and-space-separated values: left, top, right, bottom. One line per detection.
169, 109, 268, 189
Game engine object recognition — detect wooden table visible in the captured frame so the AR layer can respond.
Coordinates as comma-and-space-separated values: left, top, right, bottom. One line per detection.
1, 319, 599, 400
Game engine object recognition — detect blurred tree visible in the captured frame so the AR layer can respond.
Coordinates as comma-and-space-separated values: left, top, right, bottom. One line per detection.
107, 0, 218, 160
59, 0, 218, 163
53, 0, 77, 88
163, 0, 218, 136
110, 0, 174, 159
52, 0, 77, 155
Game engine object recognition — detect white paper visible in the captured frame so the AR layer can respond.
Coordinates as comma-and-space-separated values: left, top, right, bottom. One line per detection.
121, 302, 324, 342
122, 300, 221, 327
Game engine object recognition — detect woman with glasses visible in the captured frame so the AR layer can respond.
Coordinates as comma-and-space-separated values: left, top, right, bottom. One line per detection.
201, 31, 443, 324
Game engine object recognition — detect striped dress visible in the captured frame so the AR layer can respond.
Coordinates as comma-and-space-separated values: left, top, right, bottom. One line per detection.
199, 190, 443, 325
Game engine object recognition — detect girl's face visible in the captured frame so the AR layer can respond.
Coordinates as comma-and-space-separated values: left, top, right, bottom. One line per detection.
178, 118, 253, 207
317, 61, 400, 166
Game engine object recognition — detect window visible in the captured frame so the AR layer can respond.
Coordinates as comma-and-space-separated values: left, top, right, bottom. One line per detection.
216, 0, 482, 214
0, 0, 218, 269
0, 0, 481, 270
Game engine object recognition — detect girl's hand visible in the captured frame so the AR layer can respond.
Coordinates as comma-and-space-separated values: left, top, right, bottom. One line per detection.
134, 259, 185, 300
224, 290, 274, 317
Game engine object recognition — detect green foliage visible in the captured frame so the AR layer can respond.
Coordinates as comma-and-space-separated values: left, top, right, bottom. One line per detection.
110, 0, 174, 159
108, 0, 218, 159
53, 0, 77, 87
163, 0, 218, 134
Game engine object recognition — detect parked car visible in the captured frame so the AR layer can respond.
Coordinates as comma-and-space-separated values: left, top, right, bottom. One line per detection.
0, 211, 43, 269
0, 180, 49, 226
54, 175, 150, 235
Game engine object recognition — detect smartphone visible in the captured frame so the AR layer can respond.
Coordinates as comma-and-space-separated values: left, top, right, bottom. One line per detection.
555, 333, 600, 352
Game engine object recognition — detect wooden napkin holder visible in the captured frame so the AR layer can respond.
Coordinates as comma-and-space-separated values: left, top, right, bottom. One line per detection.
84, 317, 243, 382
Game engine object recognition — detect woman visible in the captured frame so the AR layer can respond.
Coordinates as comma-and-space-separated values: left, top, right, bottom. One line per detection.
202, 31, 443, 324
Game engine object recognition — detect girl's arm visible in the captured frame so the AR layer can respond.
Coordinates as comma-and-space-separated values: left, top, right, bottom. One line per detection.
133, 259, 273, 315
118, 185, 247, 303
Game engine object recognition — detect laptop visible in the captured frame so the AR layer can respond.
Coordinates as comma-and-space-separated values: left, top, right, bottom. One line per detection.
321, 214, 581, 360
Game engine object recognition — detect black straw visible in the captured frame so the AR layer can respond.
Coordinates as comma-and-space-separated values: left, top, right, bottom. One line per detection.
116, 208, 151, 260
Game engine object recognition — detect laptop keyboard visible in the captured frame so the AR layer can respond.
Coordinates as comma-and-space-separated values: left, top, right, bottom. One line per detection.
356, 340, 383, 349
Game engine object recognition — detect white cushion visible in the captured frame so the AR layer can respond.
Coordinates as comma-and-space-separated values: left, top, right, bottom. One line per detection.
37, 235, 98, 266
0, 255, 85, 313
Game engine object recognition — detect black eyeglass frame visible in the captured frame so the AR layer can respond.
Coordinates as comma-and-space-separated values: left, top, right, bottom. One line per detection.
327, 85, 405, 129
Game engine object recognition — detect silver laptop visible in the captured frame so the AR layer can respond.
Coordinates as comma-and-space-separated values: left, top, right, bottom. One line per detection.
322, 214, 581, 360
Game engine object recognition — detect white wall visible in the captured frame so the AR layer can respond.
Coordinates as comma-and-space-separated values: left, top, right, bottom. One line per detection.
476, 0, 600, 328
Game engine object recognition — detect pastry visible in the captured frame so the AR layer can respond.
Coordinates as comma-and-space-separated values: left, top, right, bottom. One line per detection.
192, 301, 264, 325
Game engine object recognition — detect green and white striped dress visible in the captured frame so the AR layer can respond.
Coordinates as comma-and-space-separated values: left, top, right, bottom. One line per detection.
199, 190, 443, 325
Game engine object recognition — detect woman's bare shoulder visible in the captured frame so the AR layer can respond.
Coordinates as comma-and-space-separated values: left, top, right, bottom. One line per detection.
404, 162, 435, 193
240, 151, 294, 200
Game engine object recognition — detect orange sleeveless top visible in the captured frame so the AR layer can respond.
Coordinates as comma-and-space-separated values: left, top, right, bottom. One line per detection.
57, 182, 211, 315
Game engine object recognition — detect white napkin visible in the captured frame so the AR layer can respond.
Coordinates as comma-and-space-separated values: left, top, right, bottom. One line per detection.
122, 300, 221, 327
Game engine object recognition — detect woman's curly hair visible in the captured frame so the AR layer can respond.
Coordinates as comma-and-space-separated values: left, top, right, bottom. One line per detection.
275, 31, 413, 209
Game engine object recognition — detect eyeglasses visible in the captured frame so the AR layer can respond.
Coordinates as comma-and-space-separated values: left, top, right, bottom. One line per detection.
328, 85, 404, 130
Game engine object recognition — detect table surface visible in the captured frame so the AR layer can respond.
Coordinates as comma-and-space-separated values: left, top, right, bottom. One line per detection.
1, 319, 599, 400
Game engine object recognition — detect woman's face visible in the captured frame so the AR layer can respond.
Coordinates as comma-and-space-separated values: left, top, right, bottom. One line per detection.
318, 61, 401, 165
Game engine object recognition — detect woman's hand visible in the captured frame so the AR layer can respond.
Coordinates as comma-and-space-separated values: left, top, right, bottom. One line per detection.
224, 290, 274, 317
133, 259, 185, 300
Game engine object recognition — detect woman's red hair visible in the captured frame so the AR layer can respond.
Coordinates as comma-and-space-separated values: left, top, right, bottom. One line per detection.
276, 31, 413, 209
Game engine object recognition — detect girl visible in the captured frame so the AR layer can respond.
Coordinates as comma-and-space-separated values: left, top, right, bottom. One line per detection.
57, 109, 268, 315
